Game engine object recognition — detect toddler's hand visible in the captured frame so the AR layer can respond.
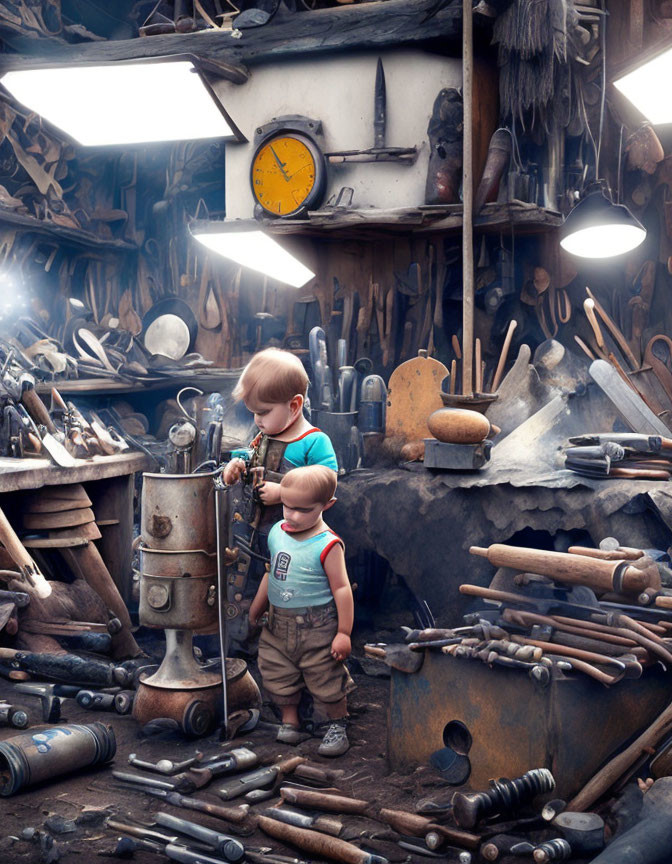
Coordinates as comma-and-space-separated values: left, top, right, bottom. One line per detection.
223, 458, 246, 485
257, 481, 282, 505
331, 632, 351, 662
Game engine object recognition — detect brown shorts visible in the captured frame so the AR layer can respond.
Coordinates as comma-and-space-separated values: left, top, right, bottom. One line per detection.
258, 603, 355, 720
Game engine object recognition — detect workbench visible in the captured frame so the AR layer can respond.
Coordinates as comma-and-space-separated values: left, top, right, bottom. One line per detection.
0, 452, 149, 604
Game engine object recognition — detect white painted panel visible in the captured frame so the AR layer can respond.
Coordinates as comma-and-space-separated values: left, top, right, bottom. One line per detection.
213, 48, 462, 218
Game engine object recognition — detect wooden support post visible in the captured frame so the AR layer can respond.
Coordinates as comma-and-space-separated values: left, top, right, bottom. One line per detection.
86, 475, 134, 605
462, 0, 474, 397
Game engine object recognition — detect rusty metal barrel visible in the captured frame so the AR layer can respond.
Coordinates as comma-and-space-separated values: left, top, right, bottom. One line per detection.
0, 722, 116, 796
141, 472, 217, 552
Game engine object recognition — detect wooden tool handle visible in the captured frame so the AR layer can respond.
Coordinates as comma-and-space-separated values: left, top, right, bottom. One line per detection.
184, 797, 249, 823
585, 287, 639, 371
377, 809, 480, 849
280, 788, 370, 815
460, 583, 539, 607
583, 298, 606, 354
559, 656, 619, 686
257, 815, 370, 864
50, 387, 68, 413
295, 764, 345, 784
568, 698, 672, 811
275, 755, 306, 775
379, 808, 430, 835
21, 389, 56, 434
512, 633, 628, 671
568, 546, 644, 561
475, 338, 482, 392
0, 506, 51, 598
503, 608, 637, 648
656, 596, 672, 609
574, 335, 596, 360
491, 320, 517, 392
609, 467, 670, 480
470, 544, 648, 594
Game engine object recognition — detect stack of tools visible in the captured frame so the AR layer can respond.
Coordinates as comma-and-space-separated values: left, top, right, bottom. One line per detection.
564, 433, 672, 480
134, 470, 261, 736
424, 406, 500, 471
0, 345, 133, 466
377, 539, 672, 690
308, 326, 366, 473
578, 286, 672, 436
446, 322, 516, 400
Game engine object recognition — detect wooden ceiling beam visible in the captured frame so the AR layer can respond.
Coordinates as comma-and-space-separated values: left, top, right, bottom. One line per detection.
0, 0, 464, 72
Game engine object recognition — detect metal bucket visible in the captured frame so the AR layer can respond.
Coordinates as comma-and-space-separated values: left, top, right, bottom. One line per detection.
311, 410, 359, 474
139, 574, 218, 630
0, 722, 116, 796
140, 547, 217, 579
141, 471, 217, 552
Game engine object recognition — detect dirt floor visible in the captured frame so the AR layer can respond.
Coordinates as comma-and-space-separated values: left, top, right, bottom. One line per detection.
0, 598, 455, 864
0, 593, 614, 864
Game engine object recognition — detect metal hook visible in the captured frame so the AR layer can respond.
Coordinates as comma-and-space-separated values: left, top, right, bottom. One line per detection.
176, 386, 204, 424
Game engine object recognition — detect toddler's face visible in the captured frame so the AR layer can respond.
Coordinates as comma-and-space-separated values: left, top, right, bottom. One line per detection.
245, 396, 294, 436
280, 484, 324, 534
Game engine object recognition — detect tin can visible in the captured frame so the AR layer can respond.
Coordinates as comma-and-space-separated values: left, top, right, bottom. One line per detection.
0, 722, 116, 796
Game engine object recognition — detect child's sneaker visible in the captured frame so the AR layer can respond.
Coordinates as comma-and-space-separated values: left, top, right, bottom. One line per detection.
317, 721, 349, 757
276, 723, 303, 745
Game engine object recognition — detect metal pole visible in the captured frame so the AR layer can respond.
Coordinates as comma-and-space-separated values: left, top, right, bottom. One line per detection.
462, 0, 474, 397
214, 473, 229, 739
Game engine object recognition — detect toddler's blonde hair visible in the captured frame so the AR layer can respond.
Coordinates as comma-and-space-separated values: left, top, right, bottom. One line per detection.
280, 465, 337, 506
232, 348, 309, 404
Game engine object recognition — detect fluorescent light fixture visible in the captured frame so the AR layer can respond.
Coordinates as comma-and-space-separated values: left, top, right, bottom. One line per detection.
560, 189, 646, 259
614, 47, 672, 124
191, 222, 315, 288
1, 57, 243, 146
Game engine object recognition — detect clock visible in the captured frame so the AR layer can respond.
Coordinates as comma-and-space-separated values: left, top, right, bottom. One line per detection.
250, 131, 327, 218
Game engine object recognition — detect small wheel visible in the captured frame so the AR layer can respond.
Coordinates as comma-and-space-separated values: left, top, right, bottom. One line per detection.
182, 699, 214, 738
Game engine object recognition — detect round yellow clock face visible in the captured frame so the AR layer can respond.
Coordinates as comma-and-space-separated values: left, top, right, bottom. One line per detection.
251, 132, 326, 217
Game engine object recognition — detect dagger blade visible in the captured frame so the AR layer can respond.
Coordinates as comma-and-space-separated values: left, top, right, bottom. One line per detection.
374, 57, 386, 149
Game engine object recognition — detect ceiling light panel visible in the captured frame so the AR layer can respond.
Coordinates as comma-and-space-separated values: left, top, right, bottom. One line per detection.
2, 60, 236, 145
614, 48, 672, 124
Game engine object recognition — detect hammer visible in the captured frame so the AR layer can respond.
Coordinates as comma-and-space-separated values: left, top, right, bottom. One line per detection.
12, 682, 80, 723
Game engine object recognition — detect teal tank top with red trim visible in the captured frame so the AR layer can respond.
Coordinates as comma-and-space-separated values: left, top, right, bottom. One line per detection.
267, 521, 343, 608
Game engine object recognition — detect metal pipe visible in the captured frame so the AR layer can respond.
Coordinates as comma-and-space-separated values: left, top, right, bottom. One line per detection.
215, 472, 229, 738
462, 0, 474, 396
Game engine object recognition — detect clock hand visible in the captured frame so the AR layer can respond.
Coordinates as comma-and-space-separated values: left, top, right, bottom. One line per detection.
270, 145, 290, 182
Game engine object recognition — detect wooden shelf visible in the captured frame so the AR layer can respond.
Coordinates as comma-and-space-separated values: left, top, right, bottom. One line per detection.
0, 208, 136, 252
245, 201, 563, 239
0, 451, 149, 493
35, 367, 244, 396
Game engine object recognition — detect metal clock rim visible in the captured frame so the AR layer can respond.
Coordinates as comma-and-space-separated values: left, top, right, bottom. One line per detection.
250, 130, 327, 219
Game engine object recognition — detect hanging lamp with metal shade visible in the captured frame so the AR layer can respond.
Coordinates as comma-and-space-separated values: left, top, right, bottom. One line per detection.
560, 185, 646, 259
